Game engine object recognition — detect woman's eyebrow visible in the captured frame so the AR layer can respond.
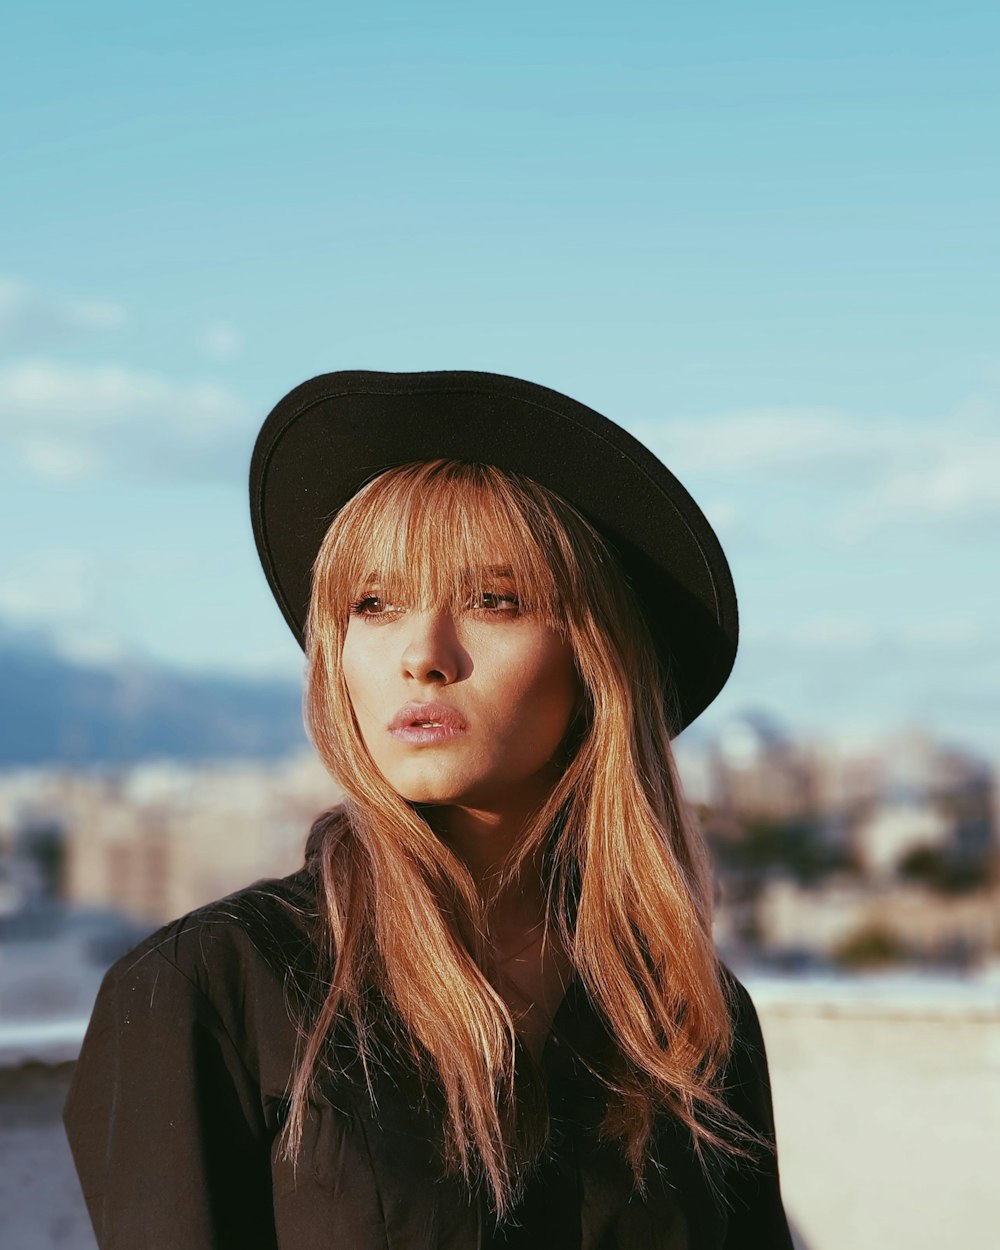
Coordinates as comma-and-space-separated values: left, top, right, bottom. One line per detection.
463, 565, 515, 579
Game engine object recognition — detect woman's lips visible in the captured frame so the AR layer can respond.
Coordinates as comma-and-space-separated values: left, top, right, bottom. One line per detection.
389, 701, 468, 745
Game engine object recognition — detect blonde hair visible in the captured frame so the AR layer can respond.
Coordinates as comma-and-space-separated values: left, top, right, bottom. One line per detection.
284, 458, 765, 1217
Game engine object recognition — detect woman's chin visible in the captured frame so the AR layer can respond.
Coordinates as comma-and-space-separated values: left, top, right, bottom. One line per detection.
378, 764, 477, 807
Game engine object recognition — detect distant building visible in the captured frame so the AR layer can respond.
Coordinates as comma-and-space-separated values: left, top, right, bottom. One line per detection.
689, 719, 999, 966
54, 752, 340, 924
851, 797, 952, 880
755, 875, 1000, 968
844, 730, 997, 881
710, 711, 817, 820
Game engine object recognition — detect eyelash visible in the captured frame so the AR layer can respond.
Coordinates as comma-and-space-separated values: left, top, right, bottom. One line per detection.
348, 595, 395, 619
348, 592, 521, 619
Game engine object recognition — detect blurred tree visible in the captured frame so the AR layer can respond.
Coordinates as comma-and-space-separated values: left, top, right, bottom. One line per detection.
708, 815, 857, 885
16, 820, 67, 899
833, 923, 909, 969
898, 843, 995, 894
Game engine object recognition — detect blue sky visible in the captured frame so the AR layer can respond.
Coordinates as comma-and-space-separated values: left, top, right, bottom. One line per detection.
2, 2, 998, 754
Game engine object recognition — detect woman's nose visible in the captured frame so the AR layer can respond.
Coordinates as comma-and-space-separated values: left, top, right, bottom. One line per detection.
400, 610, 464, 684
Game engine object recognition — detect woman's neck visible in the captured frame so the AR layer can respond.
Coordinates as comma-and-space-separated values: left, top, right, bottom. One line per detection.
422, 793, 573, 1060
423, 794, 551, 944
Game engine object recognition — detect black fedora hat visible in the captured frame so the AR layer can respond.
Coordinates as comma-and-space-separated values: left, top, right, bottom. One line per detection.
249, 369, 737, 736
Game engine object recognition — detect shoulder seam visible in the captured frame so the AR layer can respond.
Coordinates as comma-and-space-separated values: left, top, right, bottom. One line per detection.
121, 938, 264, 1094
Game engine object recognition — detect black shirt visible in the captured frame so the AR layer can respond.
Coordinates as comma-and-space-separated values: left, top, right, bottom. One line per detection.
63, 864, 795, 1249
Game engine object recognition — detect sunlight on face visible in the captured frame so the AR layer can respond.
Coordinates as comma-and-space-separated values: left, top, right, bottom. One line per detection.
341, 565, 581, 815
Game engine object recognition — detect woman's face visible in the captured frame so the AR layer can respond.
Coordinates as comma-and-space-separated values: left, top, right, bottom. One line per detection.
340, 566, 581, 812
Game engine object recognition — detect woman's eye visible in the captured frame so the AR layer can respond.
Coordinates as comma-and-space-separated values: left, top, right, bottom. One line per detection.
349, 595, 400, 619
472, 591, 520, 613
349, 591, 520, 619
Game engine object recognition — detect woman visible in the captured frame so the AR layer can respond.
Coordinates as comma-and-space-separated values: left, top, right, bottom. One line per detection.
64, 370, 794, 1249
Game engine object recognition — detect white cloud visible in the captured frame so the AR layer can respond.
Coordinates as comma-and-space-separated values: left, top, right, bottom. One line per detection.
0, 550, 145, 668
20, 437, 105, 481
700, 497, 739, 532
51, 630, 137, 667
0, 360, 249, 484
631, 396, 1000, 542
898, 619, 987, 648
745, 616, 878, 650
200, 322, 243, 361
834, 439, 1000, 540
0, 551, 96, 620
631, 407, 873, 473
0, 277, 126, 348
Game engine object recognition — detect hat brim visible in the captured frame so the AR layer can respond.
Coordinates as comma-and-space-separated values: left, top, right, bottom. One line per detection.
249, 370, 737, 736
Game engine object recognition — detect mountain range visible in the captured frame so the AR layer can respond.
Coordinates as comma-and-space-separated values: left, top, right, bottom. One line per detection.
0, 623, 307, 766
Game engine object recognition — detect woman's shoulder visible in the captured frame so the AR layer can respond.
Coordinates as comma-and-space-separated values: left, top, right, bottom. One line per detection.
716, 961, 769, 1065
90, 863, 323, 1088
717, 960, 762, 1026
110, 863, 320, 993
64, 868, 328, 1236
714, 960, 779, 1150
117, 803, 346, 996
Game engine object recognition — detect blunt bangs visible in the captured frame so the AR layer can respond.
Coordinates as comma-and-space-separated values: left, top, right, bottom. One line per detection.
312, 459, 582, 634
